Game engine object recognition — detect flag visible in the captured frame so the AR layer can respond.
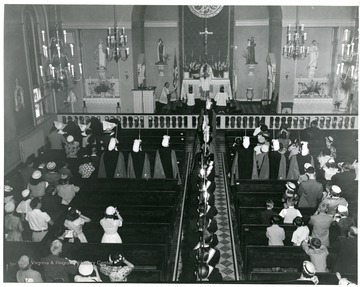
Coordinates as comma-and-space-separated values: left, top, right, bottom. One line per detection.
173, 49, 179, 98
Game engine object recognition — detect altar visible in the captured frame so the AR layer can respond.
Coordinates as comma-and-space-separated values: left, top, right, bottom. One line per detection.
180, 78, 232, 100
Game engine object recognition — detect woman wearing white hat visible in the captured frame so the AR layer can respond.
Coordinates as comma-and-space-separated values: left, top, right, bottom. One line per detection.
5, 201, 23, 241
100, 206, 124, 243
74, 261, 102, 282
28, 170, 47, 198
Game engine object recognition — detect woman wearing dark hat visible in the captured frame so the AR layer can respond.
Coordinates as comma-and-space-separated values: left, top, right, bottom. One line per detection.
194, 263, 223, 282
100, 206, 123, 243
99, 253, 134, 282
63, 207, 91, 243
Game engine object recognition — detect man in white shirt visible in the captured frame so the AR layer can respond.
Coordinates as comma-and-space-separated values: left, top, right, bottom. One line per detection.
158, 82, 173, 113
25, 198, 53, 242
214, 85, 231, 113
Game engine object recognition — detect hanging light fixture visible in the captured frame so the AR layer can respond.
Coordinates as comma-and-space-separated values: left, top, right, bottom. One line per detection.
282, 6, 308, 60
105, 5, 129, 63
39, 6, 82, 90
336, 28, 358, 84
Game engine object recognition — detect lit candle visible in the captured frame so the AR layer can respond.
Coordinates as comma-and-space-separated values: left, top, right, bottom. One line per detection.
351, 42, 355, 53
107, 47, 110, 56
43, 45, 48, 58
340, 62, 344, 74
124, 35, 128, 44
39, 66, 43, 77
41, 30, 45, 42
336, 63, 340, 75
71, 64, 74, 76
287, 33, 291, 43
351, 65, 355, 77
57, 45, 61, 58
122, 27, 125, 35
107, 36, 110, 45
120, 35, 124, 44
70, 44, 74, 57
341, 43, 345, 55
288, 24, 291, 32
67, 63, 71, 71
347, 44, 351, 55
63, 30, 67, 44
344, 29, 349, 42
79, 63, 83, 75
51, 66, 55, 78
301, 24, 304, 31
117, 47, 120, 55
303, 32, 307, 41
111, 36, 115, 44
108, 27, 111, 36
126, 47, 129, 56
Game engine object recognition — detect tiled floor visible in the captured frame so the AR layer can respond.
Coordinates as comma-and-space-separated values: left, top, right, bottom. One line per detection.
213, 132, 238, 280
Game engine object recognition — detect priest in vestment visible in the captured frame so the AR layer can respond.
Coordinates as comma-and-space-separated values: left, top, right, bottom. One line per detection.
231, 136, 253, 184
153, 135, 181, 184
127, 139, 151, 179
199, 63, 213, 107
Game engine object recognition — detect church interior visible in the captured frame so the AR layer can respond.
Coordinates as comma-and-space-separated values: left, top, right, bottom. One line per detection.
2, 4, 359, 284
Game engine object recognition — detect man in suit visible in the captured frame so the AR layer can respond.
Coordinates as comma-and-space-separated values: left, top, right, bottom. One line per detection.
297, 166, 323, 208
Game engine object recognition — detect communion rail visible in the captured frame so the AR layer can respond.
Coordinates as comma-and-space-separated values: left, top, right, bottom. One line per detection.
57, 113, 358, 130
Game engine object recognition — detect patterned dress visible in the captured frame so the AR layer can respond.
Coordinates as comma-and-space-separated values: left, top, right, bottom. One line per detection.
99, 264, 133, 282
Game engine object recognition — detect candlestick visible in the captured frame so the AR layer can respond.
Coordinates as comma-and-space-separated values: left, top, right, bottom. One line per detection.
288, 24, 291, 32
67, 63, 71, 71
107, 47, 110, 56
347, 44, 351, 55
41, 30, 45, 42
287, 33, 291, 44
108, 27, 111, 36
71, 64, 74, 76
63, 30, 67, 44
301, 24, 304, 31
124, 35, 128, 44
70, 44, 74, 57
336, 64, 340, 75
39, 66, 43, 78
341, 44, 345, 55
51, 66, 55, 78
344, 29, 349, 42
303, 33, 307, 41
122, 27, 125, 35
126, 48, 129, 56
79, 63, 82, 75
43, 45, 48, 58
57, 45, 61, 58
351, 65, 355, 77
307, 46, 310, 54
340, 63, 344, 74
351, 42, 355, 53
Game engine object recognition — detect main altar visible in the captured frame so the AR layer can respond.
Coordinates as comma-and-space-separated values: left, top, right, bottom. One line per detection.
180, 78, 232, 100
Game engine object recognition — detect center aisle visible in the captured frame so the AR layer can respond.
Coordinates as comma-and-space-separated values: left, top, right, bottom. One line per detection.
214, 131, 240, 280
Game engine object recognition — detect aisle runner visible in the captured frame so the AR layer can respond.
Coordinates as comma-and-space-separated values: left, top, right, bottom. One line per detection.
214, 132, 238, 280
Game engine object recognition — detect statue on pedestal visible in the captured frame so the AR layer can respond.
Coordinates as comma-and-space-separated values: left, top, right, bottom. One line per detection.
94, 39, 107, 80
246, 37, 258, 64
307, 40, 319, 79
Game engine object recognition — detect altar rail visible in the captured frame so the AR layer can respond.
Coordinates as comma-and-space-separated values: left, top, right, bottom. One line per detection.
57, 114, 358, 130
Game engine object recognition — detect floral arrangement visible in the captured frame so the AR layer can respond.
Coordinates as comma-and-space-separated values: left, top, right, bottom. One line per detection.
94, 81, 113, 94
184, 61, 201, 73
212, 61, 228, 77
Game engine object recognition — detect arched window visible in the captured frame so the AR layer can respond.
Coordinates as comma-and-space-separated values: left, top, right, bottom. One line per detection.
23, 6, 48, 124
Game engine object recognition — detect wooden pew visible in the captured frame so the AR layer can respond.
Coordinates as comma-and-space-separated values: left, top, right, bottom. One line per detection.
237, 207, 316, 227
4, 242, 168, 282
232, 179, 293, 192
245, 245, 339, 280
235, 191, 284, 208
82, 222, 171, 244
250, 271, 357, 285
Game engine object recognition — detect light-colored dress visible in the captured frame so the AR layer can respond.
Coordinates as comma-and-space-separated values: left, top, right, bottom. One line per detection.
64, 217, 87, 243
100, 218, 123, 243
99, 264, 133, 282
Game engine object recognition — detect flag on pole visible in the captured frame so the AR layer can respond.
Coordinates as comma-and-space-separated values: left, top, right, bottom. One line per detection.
173, 49, 179, 99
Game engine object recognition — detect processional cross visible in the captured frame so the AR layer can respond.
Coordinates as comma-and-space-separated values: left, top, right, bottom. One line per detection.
199, 18, 213, 56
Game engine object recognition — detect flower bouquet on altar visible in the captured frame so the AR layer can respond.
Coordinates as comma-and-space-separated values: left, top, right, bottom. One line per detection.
91, 80, 115, 97
212, 61, 228, 78
184, 61, 201, 79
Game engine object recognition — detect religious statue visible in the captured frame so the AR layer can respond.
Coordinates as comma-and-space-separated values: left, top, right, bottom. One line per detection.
246, 37, 257, 64
307, 40, 319, 78
94, 39, 107, 80
334, 79, 351, 113
267, 64, 276, 95
156, 39, 165, 64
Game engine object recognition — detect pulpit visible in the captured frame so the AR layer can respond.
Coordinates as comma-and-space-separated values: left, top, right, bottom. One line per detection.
180, 78, 232, 100
132, 88, 156, 113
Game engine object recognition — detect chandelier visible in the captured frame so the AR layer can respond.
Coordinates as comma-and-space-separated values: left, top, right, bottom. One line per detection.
39, 6, 82, 90
282, 7, 307, 60
336, 28, 358, 84
106, 6, 129, 63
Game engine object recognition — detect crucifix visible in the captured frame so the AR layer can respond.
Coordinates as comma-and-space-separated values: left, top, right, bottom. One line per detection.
199, 18, 213, 56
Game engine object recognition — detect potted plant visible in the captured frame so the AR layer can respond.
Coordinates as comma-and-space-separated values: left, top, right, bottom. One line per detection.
94, 81, 111, 97
184, 61, 201, 79
212, 61, 228, 78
